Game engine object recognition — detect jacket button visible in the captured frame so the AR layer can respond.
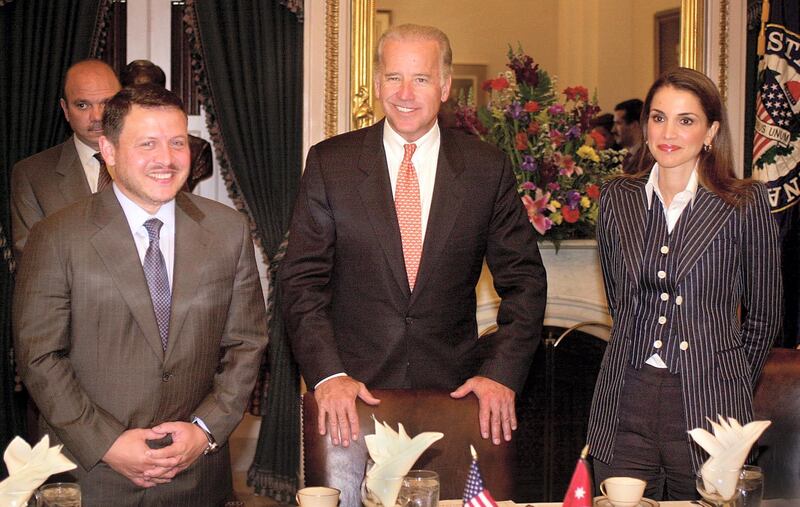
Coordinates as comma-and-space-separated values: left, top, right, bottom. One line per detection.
679, 341, 689, 351
657, 270, 666, 279
675, 295, 684, 305
660, 292, 669, 301
654, 340, 663, 349
161, 372, 172, 382
658, 316, 667, 325
660, 245, 669, 254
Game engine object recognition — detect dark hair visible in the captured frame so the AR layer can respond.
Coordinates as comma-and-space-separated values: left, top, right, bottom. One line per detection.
614, 99, 643, 124
102, 85, 185, 144
631, 67, 752, 207
120, 59, 167, 88
591, 113, 614, 132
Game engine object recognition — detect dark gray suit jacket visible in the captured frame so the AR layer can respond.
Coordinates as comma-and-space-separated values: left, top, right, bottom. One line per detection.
281, 121, 547, 393
13, 189, 268, 506
587, 175, 783, 470
11, 136, 91, 257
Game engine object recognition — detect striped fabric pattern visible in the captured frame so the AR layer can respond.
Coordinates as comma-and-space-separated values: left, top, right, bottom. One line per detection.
587, 176, 783, 471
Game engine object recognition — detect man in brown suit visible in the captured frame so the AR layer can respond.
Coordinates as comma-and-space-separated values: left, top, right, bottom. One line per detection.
13, 85, 267, 506
11, 59, 121, 257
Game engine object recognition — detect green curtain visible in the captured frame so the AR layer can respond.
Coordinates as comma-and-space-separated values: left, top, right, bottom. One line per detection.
0, 0, 106, 475
185, 0, 303, 502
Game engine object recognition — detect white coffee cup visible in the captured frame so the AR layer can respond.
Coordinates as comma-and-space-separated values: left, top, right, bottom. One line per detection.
599, 476, 646, 507
296, 486, 340, 507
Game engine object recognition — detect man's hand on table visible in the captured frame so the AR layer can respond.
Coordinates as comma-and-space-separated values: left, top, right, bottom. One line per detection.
451, 376, 517, 445
314, 376, 380, 447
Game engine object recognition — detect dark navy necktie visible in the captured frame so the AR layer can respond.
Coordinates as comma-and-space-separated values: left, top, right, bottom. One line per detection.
143, 219, 171, 350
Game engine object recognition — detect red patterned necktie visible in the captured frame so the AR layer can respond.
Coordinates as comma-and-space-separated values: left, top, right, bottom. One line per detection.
395, 143, 422, 290
94, 152, 112, 192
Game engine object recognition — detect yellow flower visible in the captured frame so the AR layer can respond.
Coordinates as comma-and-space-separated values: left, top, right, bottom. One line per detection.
577, 145, 600, 163
551, 212, 563, 225
550, 200, 562, 209
580, 196, 591, 208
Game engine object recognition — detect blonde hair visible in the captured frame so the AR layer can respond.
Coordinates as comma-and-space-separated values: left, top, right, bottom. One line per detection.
374, 24, 453, 84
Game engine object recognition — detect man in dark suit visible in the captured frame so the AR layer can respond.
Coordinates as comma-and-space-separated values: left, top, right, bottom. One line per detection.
120, 59, 213, 192
14, 85, 268, 506
11, 59, 121, 257
281, 24, 547, 447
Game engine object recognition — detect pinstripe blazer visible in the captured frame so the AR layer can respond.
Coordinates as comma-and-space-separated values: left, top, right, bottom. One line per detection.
587, 175, 782, 470
13, 189, 268, 506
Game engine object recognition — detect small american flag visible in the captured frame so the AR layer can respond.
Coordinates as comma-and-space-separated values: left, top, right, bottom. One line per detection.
462, 446, 498, 507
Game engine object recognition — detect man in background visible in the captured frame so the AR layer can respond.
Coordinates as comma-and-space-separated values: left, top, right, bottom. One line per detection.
281, 24, 547, 448
11, 59, 121, 256
612, 98, 643, 173
120, 59, 213, 192
14, 84, 267, 505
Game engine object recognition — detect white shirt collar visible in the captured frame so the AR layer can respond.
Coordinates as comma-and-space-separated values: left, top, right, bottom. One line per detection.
73, 135, 99, 168
382, 120, 440, 163
113, 183, 176, 235
645, 162, 699, 209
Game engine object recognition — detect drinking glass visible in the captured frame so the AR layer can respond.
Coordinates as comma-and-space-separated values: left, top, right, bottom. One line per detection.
738, 465, 763, 507
35, 483, 81, 507
398, 470, 439, 507
696, 468, 742, 507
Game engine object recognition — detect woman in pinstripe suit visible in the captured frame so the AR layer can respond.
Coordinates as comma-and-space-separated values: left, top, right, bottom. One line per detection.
587, 68, 782, 500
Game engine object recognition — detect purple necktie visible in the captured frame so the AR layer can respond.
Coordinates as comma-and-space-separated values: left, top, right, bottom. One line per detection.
143, 219, 171, 350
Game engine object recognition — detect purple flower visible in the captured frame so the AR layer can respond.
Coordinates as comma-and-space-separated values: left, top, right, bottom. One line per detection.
520, 155, 537, 172
565, 125, 582, 140
566, 190, 581, 207
521, 181, 537, 191
506, 101, 524, 120
548, 104, 564, 115
508, 53, 539, 87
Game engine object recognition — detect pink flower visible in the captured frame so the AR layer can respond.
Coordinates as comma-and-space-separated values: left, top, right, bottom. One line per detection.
521, 190, 554, 235
520, 181, 536, 191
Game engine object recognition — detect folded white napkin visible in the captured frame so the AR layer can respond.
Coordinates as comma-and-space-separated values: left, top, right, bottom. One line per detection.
688, 415, 771, 501
364, 417, 443, 507
0, 435, 76, 506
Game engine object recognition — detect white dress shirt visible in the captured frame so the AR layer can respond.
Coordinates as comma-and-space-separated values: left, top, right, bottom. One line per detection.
73, 136, 102, 193
644, 162, 698, 368
113, 184, 176, 289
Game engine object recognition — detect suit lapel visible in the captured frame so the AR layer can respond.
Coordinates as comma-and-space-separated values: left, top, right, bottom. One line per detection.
356, 121, 411, 296
89, 190, 165, 359
614, 177, 649, 283
675, 187, 734, 282
164, 194, 209, 361
57, 137, 91, 202
410, 129, 466, 300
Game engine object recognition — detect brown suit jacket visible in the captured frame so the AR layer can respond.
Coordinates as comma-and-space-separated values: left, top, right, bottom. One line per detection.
280, 121, 547, 393
11, 136, 90, 257
13, 189, 268, 506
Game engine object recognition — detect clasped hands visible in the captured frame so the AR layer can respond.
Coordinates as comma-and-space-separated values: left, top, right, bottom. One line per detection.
102, 421, 209, 488
314, 375, 517, 447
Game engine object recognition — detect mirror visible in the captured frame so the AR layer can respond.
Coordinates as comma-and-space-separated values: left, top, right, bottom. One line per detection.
350, 0, 705, 129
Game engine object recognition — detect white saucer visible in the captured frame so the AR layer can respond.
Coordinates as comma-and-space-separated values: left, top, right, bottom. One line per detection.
594, 497, 659, 507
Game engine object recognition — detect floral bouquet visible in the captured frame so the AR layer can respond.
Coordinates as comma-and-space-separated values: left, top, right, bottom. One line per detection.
455, 47, 625, 245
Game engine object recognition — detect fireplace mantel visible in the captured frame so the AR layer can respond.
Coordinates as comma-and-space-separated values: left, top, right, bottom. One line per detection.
476, 239, 611, 340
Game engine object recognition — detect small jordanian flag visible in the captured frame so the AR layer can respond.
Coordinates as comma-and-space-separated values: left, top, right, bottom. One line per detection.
462, 445, 499, 507
562, 445, 593, 507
